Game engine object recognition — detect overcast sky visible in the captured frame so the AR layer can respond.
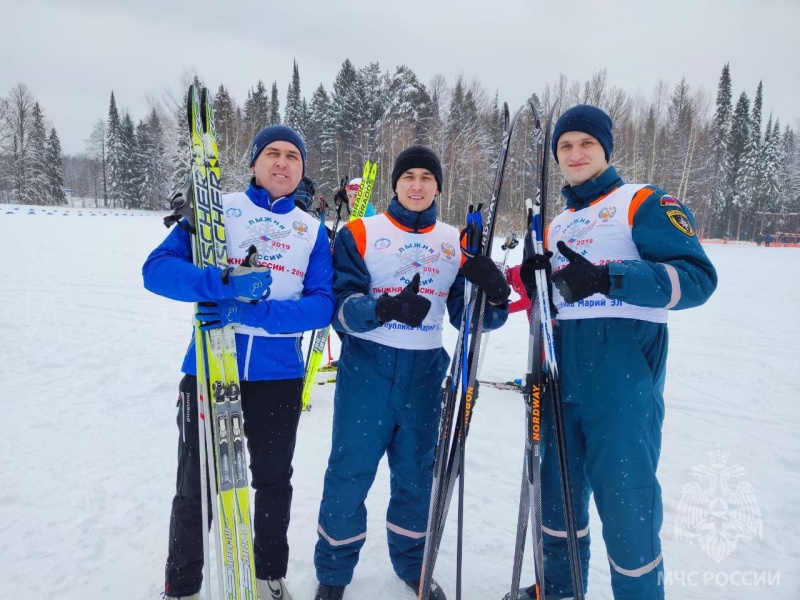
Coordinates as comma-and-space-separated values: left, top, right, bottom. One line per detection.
3, 0, 798, 155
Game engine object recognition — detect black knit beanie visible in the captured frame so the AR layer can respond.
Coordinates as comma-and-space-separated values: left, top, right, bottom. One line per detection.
391, 145, 443, 192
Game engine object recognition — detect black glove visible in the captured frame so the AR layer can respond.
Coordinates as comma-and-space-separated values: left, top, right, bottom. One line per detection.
461, 254, 511, 304
375, 273, 432, 327
519, 252, 552, 299
334, 179, 349, 211
551, 240, 610, 303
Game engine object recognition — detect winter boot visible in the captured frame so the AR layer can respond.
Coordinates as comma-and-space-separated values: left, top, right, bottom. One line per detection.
501, 585, 573, 600
257, 577, 294, 599
404, 577, 447, 600
313, 583, 346, 600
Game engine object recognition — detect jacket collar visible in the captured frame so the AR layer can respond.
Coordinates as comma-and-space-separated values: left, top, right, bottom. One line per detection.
245, 178, 297, 214
560, 166, 624, 209
385, 196, 438, 232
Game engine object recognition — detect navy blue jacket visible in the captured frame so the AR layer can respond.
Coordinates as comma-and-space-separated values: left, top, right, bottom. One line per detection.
555, 166, 717, 310
332, 197, 508, 336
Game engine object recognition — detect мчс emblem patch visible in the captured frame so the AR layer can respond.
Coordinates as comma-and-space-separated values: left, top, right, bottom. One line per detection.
666, 209, 694, 237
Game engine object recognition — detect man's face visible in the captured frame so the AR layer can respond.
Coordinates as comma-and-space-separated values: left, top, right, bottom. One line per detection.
250, 141, 303, 198
395, 168, 438, 212
555, 131, 609, 186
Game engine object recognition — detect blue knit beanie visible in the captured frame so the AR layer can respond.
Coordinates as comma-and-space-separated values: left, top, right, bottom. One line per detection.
249, 125, 307, 173
552, 105, 614, 162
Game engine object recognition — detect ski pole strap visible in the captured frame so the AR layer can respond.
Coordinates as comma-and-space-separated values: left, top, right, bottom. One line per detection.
460, 204, 484, 258
163, 189, 196, 233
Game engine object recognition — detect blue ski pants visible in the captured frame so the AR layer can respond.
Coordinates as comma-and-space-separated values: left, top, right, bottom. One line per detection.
314, 335, 450, 586
541, 318, 667, 600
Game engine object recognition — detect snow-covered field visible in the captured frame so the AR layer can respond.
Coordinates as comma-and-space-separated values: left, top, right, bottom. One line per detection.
1, 204, 798, 600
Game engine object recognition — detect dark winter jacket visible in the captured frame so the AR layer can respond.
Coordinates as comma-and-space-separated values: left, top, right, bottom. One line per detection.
554, 166, 717, 310
331, 197, 508, 335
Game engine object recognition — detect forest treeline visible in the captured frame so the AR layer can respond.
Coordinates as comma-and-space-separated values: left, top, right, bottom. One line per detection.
2, 62, 798, 240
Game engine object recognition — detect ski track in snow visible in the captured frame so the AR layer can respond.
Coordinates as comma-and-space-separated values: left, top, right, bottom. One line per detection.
1, 205, 798, 600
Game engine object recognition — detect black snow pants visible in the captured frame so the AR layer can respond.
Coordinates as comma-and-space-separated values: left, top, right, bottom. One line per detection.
164, 374, 303, 597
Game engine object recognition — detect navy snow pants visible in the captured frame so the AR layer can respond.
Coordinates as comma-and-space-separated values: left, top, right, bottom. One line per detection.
314, 335, 450, 586
540, 318, 668, 600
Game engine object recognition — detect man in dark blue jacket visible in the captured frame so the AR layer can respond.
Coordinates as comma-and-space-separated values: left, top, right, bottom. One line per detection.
143, 125, 334, 600
313, 146, 511, 600
511, 105, 717, 600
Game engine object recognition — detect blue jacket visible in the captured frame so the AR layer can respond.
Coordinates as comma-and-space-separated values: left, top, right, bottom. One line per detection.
143, 182, 335, 380
557, 166, 717, 310
362, 202, 377, 217
332, 197, 508, 335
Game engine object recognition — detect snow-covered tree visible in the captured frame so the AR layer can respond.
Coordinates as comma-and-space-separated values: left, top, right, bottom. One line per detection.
305, 84, 336, 196
244, 80, 269, 136
106, 92, 125, 208
22, 101, 49, 204
709, 64, 733, 234
284, 60, 304, 133
119, 112, 140, 209
45, 127, 66, 204
85, 119, 108, 206
269, 82, 280, 126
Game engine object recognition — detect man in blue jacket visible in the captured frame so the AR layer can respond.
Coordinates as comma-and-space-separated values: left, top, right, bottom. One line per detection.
143, 125, 334, 600
511, 105, 717, 600
313, 146, 511, 600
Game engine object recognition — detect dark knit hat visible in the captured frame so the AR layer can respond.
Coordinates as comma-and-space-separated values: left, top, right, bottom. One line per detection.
391, 145, 443, 192
552, 105, 614, 162
249, 125, 307, 173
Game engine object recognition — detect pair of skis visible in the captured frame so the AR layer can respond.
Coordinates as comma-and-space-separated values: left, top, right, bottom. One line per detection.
171, 84, 258, 600
418, 102, 521, 600
300, 161, 377, 410
506, 102, 584, 600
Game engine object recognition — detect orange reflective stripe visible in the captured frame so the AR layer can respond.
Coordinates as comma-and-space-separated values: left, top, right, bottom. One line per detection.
628, 187, 657, 226
345, 219, 368, 258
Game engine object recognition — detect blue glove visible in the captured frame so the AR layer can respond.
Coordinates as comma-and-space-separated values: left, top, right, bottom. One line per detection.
221, 264, 272, 301
195, 300, 244, 331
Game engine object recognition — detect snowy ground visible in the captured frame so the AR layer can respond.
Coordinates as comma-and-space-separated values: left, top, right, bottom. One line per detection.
1, 204, 798, 600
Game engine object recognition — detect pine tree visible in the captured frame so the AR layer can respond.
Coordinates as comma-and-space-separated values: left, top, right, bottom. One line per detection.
331, 59, 368, 174
710, 64, 733, 235
135, 109, 170, 209
742, 81, 765, 236
762, 117, 781, 211
106, 92, 125, 208
284, 60, 304, 133
45, 127, 66, 204
120, 112, 140, 209
269, 82, 281, 126
214, 85, 248, 192
726, 91, 751, 238
306, 84, 336, 199
26, 102, 49, 204
244, 80, 270, 136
